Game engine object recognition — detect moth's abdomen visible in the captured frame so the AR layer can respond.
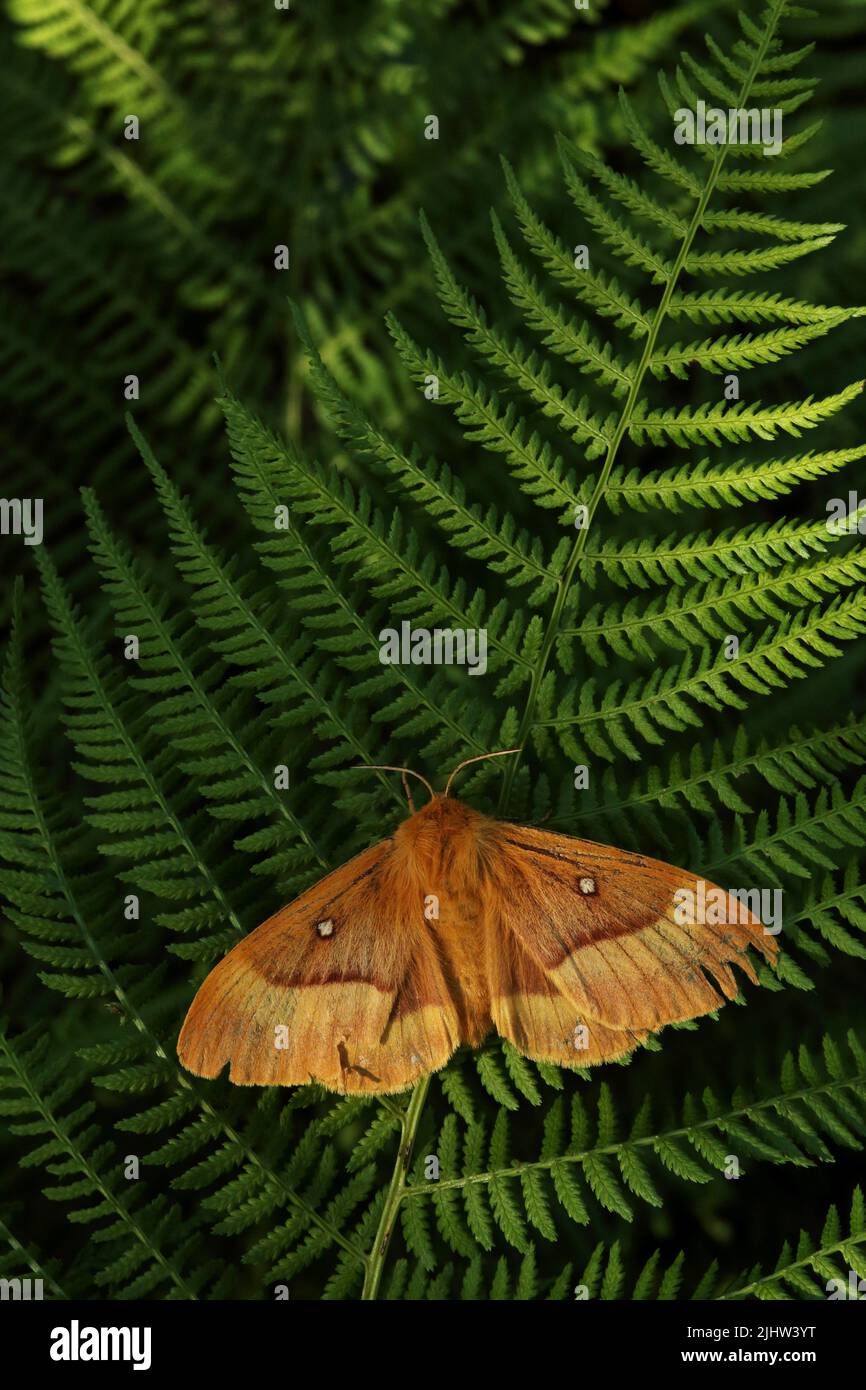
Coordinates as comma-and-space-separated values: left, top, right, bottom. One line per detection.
393, 798, 494, 1047
431, 887, 491, 1048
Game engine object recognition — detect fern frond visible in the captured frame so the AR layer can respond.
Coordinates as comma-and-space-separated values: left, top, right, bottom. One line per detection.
294, 308, 565, 604
127, 422, 408, 821
545, 597, 866, 762
80, 488, 330, 896
649, 315, 850, 378
402, 223, 617, 459
580, 515, 836, 591
500, 153, 653, 334
607, 446, 866, 512
629, 381, 863, 448
0, 587, 379, 1288
33, 548, 247, 959
404, 1032, 866, 1246
0, 1021, 205, 1299
666, 290, 860, 325
565, 720, 866, 828
570, 549, 866, 664
544, 1184, 866, 1300
706, 776, 866, 885
217, 391, 516, 766
722, 1186, 866, 1300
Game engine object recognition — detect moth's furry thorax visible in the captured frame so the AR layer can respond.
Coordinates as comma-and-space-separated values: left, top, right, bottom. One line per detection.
393, 794, 494, 880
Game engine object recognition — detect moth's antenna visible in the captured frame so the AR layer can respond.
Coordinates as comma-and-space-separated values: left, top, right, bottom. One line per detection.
350, 764, 436, 802
444, 749, 520, 797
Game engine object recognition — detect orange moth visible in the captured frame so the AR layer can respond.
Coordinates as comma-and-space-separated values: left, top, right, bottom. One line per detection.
178, 752, 777, 1094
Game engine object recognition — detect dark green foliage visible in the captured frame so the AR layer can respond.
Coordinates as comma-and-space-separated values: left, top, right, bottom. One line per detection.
0, 0, 723, 622
2, 0, 866, 1301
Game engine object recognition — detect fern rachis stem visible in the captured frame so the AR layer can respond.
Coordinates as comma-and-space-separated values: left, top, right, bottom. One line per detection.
362, 1075, 431, 1300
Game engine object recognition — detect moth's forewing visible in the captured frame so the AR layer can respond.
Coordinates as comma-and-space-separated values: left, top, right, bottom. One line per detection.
484, 823, 777, 1058
177, 835, 460, 1094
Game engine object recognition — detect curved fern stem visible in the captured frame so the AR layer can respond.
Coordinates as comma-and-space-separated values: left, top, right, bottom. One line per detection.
497, 0, 787, 813
362, 1076, 431, 1300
